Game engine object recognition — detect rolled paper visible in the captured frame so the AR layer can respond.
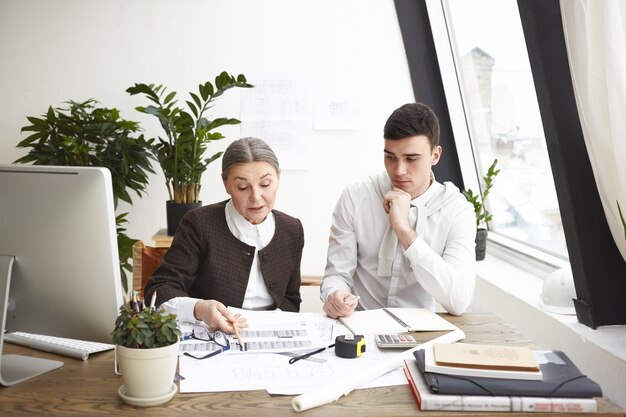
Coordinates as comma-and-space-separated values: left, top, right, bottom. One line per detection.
292, 328, 465, 412
292, 356, 403, 412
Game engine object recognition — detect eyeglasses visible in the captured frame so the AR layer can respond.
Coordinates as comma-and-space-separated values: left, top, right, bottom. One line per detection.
183, 326, 230, 360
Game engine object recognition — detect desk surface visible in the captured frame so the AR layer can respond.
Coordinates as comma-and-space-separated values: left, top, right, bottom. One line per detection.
1, 313, 623, 417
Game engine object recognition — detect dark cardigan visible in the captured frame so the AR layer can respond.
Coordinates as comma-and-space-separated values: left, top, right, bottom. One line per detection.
144, 200, 304, 312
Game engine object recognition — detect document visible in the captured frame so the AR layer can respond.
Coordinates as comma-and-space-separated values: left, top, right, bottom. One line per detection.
180, 333, 409, 394
178, 310, 465, 399
179, 313, 410, 394
179, 309, 329, 354
339, 308, 457, 335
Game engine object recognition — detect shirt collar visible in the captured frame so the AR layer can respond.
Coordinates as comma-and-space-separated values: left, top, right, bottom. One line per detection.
225, 199, 275, 238
411, 176, 443, 207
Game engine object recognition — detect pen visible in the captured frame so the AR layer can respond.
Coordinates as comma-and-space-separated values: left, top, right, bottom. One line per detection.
345, 295, 360, 304
289, 344, 335, 364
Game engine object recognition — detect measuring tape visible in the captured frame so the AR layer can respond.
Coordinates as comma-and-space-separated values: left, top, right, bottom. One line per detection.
335, 334, 366, 358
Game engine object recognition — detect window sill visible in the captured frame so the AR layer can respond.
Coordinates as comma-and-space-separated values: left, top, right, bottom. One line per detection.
472, 253, 626, 409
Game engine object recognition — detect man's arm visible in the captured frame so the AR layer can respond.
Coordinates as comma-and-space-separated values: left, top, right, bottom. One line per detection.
384, 186, 417, 249
403, 200, 476, 316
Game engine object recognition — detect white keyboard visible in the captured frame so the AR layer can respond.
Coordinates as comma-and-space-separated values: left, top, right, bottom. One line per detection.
3, 332, 114, 361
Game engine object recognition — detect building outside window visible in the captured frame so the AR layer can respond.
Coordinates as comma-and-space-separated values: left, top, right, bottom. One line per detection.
442, 0, 567, 259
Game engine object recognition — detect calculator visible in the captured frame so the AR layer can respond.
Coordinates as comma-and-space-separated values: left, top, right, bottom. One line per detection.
375, 334, 420, 349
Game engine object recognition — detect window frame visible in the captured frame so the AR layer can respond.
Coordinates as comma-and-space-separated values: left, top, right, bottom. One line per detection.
394, 0, 626, 328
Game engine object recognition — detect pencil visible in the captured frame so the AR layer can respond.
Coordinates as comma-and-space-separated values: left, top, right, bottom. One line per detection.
232, 321, 245, 351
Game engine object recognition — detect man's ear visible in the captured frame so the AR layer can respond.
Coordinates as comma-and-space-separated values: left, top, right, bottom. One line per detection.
432, 145, 442, 166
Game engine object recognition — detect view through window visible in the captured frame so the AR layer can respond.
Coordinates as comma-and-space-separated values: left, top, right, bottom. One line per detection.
444, 0, 568, 258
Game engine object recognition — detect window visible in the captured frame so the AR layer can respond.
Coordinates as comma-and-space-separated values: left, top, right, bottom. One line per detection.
401, 0, 626, 328
437, 0, 568, 259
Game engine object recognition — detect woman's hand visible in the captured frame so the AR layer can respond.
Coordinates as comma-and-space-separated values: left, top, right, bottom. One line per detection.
193, 299, 247, 333
323, 290, 358, 319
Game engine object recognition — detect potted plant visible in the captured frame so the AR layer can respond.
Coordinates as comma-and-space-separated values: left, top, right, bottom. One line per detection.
112, 303, 181, 405
463, 159, 500, 261
15, 99, 155, 291
126, 71, 253, 235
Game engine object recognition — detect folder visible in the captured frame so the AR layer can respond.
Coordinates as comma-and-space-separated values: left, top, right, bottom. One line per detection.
413, 349, 602, 398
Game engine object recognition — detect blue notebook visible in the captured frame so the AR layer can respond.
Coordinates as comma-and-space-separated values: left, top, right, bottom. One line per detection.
413, 349, 602, 398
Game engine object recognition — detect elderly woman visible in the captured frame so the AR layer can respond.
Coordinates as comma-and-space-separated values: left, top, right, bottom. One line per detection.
144, 137, 304, 333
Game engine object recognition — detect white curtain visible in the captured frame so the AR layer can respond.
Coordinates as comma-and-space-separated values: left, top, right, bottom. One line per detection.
560, 0, 626, 261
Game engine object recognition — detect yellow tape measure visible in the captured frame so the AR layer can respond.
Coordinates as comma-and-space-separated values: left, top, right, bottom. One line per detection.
335, 334, 366, 358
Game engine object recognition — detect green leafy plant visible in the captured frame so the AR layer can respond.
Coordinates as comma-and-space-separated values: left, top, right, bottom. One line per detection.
463, 159, 500, 228
14, 99, 155, 290
126, 71, 253, 204
112, 304, 181, 349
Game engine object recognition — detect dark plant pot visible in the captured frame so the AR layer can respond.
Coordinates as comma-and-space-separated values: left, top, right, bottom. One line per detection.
475, 228, 488, 261
166, 200, 202, 236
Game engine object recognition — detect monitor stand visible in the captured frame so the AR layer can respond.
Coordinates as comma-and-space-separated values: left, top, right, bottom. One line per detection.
0, 255, 63, 386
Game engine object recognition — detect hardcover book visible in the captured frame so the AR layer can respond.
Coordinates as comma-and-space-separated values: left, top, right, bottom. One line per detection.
425, 344, 543, 380
433, 342, 539, 371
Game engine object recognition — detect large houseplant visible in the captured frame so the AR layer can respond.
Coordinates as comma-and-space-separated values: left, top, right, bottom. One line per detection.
126, 71, 253, 235
112, 304, 181, 404
463, 159, 500, 261
15, 99, 154, 290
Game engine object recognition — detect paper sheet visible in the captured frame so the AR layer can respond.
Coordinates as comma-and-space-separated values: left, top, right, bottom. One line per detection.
179, 309, 329, 355
176, 310, 465, 404
179, 332, 407, 394
291, 328, 466, 412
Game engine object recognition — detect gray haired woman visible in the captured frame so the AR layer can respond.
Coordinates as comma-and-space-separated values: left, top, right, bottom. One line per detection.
145, 137, 304, 334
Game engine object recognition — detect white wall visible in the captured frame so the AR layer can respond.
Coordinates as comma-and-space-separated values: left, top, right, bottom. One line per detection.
0, 0, 414, 277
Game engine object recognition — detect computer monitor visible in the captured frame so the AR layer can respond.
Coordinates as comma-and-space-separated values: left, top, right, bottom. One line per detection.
0, 165, 124, 385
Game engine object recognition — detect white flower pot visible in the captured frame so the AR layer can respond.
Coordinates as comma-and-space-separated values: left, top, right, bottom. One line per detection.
116, 341, 179, 399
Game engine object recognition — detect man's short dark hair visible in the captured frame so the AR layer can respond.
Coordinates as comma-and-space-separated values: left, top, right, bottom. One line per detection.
383, 102, 440, 148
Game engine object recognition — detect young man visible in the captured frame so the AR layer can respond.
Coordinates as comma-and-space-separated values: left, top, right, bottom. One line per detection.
321, 102, 476, 318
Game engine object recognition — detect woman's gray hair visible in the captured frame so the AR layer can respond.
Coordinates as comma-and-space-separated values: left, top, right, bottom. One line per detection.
221, 137, 280, 180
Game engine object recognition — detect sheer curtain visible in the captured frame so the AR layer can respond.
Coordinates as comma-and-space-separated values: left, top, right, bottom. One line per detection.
560, 0, 626, 261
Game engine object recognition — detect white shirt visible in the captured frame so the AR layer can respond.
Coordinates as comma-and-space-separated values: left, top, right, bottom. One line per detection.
320, 173, 476, 316
161, 200, 276, 323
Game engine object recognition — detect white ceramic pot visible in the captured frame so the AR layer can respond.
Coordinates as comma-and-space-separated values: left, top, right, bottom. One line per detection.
116, 341, 179, 399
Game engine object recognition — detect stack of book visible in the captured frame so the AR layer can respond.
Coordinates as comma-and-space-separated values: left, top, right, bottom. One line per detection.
402, 343, 603, 412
